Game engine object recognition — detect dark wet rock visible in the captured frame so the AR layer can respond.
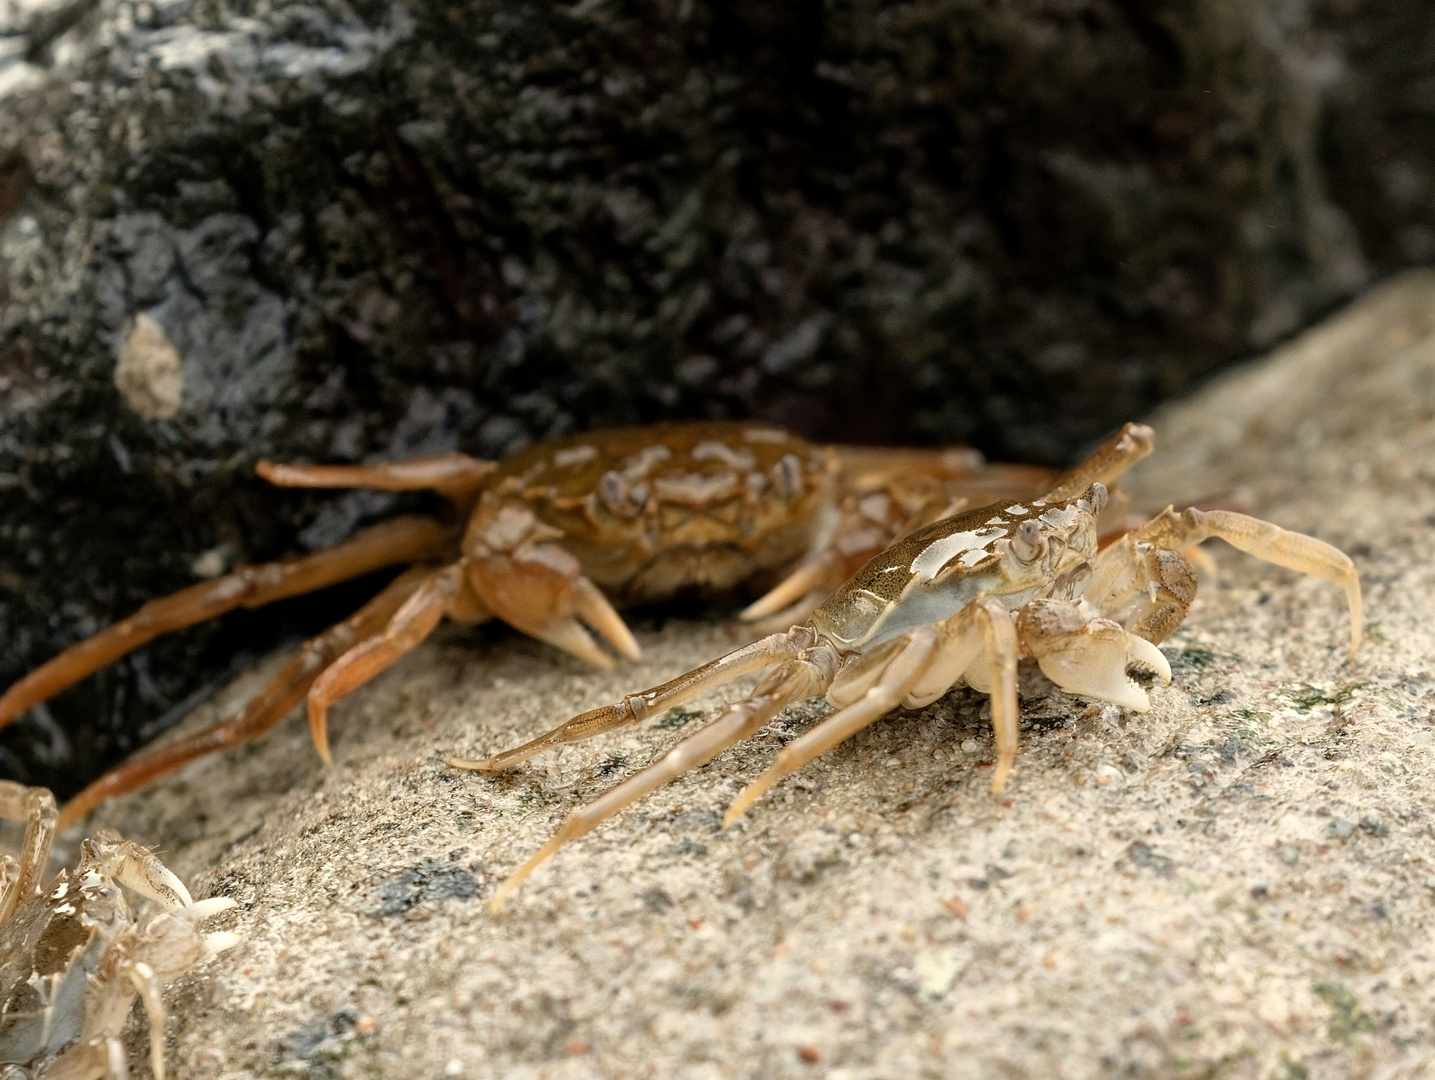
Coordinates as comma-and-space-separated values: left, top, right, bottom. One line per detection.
0, 0, 1432, 792
373, 858, 479, 917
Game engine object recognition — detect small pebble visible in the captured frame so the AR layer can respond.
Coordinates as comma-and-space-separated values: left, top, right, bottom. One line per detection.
798, 1045, 821, 1064
943, 897, 970, 918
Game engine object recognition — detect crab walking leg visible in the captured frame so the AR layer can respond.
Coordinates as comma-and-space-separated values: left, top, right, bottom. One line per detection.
1125, 507, 1363, 659
723, 628, 940, 826
45, 1037, 124, 1080
123, 960, 167, 1080
450, 628, 810, 772
0, 514, 454, 729
59, 567, 436, 829
490, 655, 833, 909
257, 451, 495, 503
0, 780, 56, 923
1041, 422, 1155, 503
899, 597, 1021, 791
307, 563, 473, 763
741, 557, 834, 621
964, 600, 1021, 791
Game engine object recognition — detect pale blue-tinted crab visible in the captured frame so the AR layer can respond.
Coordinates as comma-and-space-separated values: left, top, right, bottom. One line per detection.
456, 423, 1363, 907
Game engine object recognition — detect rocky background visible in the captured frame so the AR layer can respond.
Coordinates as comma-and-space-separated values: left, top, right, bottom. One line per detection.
1, 0, 1433, 792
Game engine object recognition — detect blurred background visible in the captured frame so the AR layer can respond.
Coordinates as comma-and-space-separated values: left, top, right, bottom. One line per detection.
0, 0, 1430, 793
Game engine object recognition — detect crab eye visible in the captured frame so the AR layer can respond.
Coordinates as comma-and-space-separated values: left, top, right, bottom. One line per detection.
1011, 519, 1048, 563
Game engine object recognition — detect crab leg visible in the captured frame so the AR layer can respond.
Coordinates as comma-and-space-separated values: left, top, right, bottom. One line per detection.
124, 960, 168, 1080
489, 652, 833, 909
257, 452, 494, 504
306, 563, 481, 763
0, 515, 454, 730
1120, 507, 1362, 658
1041, 422, 1155, 502
723, 628, 939, 826
0, 780, 56, 923
450, 628, 810, 773
58, 567, 436, 829
740, 557, 834, 622
45, 1037, 127, 1080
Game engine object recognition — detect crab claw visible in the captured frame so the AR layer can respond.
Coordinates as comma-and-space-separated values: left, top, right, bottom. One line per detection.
1018, 599, 1171, 712
170, 897, 243, 960
467, 543, 640, 668
96, 837, 194, 909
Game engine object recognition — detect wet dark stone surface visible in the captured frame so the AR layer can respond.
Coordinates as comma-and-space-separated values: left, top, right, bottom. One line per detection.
0, 0, 1431, 792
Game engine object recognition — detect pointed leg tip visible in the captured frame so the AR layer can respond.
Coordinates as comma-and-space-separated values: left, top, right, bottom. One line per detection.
989, 760, 1013, 794
489, 870, 529, 911
724, 782, 766, 826
562, 638, 615, 668
598, 625, 641, 663
308, 704, 335, 764
446, 755, 494, 772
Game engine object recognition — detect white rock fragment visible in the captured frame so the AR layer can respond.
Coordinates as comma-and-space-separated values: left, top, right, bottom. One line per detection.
115, 313, 183, 419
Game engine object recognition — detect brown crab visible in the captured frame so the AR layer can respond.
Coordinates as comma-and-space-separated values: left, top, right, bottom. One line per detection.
0, 781, 238, 1078
0, 422, 1056, 827
456, 423, 1363, 908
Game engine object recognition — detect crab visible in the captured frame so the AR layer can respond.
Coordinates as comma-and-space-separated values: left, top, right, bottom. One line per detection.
0, 422, 1058, 828
456, 423, 1363, 908
0, 780, 238, 1078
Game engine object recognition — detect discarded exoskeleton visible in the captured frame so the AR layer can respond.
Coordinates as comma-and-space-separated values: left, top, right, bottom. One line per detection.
0, 782, 238, 1078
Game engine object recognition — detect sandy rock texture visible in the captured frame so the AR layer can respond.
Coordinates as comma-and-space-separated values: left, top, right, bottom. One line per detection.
5, 0, 1435, 794
67, 270, 1435, 1078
